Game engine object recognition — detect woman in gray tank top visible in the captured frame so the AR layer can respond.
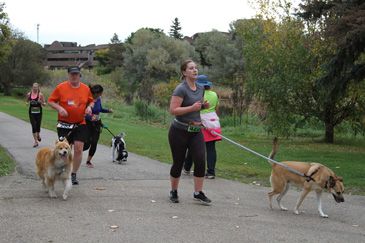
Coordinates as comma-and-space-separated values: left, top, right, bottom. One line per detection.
167, 60, 211, 205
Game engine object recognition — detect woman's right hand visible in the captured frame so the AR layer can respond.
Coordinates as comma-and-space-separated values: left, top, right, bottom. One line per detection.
191, 101, 203, 112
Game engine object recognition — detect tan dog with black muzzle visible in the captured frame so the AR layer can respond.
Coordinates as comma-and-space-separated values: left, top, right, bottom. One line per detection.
268, 138, 345, 218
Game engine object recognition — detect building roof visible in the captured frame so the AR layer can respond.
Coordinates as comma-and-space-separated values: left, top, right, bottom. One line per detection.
44, 41, 109, 51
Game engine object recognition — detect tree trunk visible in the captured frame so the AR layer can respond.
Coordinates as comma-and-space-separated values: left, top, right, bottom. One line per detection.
324, 122, 334, 143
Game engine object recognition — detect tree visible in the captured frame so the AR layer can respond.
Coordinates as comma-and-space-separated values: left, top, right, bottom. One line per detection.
234, 17, 314, 136
297, 0, 365, 142
0, 38, 48, 95
0, 2, 11, 76
234, 0, 364, 142
125, 28, 164, 44
108, 33, 125, 70
95, 33, 125, 74
194, 30, 244, 81
118, 28, 197, 103
169, 17, 183, 40
194, 30, 246, 125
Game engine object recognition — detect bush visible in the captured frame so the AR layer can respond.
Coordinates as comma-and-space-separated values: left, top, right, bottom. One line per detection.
10, 87, 28, 97
134, 99, 168, 123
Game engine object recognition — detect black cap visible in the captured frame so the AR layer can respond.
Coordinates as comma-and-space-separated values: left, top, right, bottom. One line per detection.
67, 66, 81, 74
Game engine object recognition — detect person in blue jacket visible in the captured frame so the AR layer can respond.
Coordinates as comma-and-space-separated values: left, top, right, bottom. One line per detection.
84, 84, 112, 168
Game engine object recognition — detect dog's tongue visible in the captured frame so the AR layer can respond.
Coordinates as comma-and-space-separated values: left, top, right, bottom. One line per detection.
60, 154, 67, 161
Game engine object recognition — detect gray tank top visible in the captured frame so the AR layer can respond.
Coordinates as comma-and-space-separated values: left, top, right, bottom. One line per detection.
172, 80, 204, 123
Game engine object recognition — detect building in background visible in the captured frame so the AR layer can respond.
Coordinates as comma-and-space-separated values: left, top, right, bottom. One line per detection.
44, 41, 109, 69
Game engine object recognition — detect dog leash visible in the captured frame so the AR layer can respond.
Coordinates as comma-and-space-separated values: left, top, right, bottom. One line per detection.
209, 130, 315, 181
101, 123, 117, 137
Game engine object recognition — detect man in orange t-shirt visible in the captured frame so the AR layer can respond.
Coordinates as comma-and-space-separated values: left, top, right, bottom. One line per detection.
48, 66, 94, 185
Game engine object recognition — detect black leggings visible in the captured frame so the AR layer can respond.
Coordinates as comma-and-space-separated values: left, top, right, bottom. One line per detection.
168, 125, 206, 178
86, 120, 101, 157
29, 113, 42, 133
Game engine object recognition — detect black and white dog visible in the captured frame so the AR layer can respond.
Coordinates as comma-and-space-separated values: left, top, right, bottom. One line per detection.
111, 132, 128, 164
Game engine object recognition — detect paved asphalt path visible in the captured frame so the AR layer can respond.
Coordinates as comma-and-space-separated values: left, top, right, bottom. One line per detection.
0, 112, 364, 243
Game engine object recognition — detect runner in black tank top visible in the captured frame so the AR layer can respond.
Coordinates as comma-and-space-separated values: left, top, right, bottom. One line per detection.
27, 83, 45, 147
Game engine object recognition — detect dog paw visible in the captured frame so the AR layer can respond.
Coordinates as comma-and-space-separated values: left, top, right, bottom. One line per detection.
49, 191, 57, 198
280, 207, 288, 211
62, 194, 68, 200
294, 210, 300, 215
320, 214, 328, 218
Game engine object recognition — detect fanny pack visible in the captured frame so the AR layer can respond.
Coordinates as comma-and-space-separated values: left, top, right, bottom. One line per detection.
187, 125, 201, 133
57, 121, 76, 130
173, 119, 202, 133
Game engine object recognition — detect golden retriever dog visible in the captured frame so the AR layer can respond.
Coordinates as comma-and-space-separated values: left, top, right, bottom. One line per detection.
35, 139, 73, 200
268, 138, 344, 218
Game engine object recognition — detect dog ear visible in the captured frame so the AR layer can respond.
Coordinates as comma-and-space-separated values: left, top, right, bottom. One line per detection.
328, 176, 336, 188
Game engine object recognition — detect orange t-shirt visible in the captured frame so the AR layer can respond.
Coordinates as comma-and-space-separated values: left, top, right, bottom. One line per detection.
48, 81, 93, 124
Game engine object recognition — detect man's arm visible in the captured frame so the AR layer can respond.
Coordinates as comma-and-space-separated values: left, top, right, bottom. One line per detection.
48, 101, 68, 117
85, 102, 94, 115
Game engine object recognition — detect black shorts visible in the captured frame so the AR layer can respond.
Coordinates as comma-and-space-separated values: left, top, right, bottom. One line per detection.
57, 124, 88, 144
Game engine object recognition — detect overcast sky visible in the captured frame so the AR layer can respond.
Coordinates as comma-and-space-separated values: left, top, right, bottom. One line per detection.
4, 0, 256, 46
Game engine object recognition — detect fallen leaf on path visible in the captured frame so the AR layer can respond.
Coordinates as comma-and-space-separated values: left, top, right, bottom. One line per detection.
110, 225, 119, 229
352, 225, 359, 227
172, 216, 178, 219
108, 209, 115, 212
95, 187, 106, 191
151, 200, 156, 203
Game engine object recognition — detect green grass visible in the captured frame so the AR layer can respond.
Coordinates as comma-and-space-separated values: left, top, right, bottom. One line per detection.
0, 95, 364, 195
0, 145, 16, 176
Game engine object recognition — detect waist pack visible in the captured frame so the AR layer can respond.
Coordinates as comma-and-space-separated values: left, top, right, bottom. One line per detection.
187, 124, 201, 133
57, 121, 75, 130
173, 119, 202, 133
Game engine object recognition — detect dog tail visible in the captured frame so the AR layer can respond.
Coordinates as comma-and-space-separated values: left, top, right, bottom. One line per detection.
268, 137, 279, 164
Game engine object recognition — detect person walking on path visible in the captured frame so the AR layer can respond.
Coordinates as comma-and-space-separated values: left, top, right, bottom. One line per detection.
84, 84, 112, 168
48, 66, 94, 185
183, 75, 222, 179
168, 60, 211, 205
26, 82, 46, 148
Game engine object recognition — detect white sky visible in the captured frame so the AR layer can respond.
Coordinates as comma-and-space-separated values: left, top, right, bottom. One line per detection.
4, 0, 256, 46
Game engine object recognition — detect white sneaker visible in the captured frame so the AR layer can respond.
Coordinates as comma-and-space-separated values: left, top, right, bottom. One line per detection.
182, 169, 192, 175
